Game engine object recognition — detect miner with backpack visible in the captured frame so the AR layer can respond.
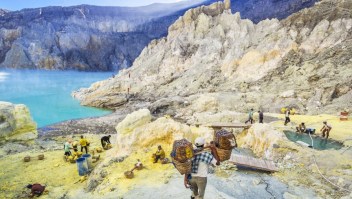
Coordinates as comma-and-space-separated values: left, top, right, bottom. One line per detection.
184, 137, 220, 199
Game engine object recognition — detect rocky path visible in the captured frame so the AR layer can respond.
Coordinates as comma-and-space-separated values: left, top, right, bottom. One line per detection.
123, 171, 318, 199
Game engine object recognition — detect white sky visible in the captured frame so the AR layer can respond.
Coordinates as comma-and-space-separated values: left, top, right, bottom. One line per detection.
0, 0, 188, 11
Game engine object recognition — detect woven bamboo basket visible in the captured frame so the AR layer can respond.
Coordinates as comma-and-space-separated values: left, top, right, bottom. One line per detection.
161, 158, 169, 164
38, 154, 44, 160
135, 164, 143, 170
214, 130, 236, 150
172, 158, 191, 175
216, 147, 232, 162
24, 156, 31, 162
124, 171, 134, 179
23, 156, 31, 162
218, 135, 236, 150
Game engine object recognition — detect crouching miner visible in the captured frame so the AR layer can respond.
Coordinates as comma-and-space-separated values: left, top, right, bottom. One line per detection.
184, 137, 220, 199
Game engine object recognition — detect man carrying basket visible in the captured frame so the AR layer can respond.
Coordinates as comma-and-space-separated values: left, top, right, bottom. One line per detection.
184, 137, 220, 199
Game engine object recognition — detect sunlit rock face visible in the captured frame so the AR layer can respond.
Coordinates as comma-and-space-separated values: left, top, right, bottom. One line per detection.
0, 0, 316, 71
238, 123, 284, 158
0, 101, 37, 141
114, 109, 196, 157
75, 0, 352, 114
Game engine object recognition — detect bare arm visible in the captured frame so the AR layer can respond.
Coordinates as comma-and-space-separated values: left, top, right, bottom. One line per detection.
184, 174, 190, 188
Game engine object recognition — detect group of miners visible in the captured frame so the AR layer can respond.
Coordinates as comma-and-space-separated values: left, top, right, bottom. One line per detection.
245, 108, 333, 139
295, 121, 332, 139
63, 135, 112, 160
245, 108, 264, 124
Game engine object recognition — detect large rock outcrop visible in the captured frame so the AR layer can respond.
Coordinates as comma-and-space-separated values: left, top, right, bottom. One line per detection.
74, 0, 352, 114
0, 101, 37, 141
114, 109, 198, 157
0, 0, 316, 71
237, 124, 284, 158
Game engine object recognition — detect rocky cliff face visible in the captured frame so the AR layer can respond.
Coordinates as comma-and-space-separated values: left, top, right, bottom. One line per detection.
0, 0, 316, 71
0, 101, 37, 141
0, 2, 208, 71
0, 9, 8, 16
74, 0, 352, 115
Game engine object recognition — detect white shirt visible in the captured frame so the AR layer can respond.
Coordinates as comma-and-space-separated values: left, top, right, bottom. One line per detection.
192, 158, 217, 178
285, 111, 290, 117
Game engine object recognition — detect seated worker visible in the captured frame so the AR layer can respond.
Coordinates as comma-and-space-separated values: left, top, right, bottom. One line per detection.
26, 183, 46, 198
79, 135, 89, 154
101, 135, 112, 148
320, 121, 332, 139
72, 140, 78, 152
153, 145, 165, 163
306, 128, 316, 134
296, 123, 306, 133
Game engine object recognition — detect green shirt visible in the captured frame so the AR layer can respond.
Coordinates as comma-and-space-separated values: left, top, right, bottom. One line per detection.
249, 111, 253, 118
64, 142, 71, 152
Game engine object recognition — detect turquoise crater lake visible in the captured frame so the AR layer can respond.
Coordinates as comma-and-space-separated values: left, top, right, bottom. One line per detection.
0, 69, 113, 127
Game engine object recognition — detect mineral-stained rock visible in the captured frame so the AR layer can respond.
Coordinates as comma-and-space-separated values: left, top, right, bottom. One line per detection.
114, 112, 197, 157
0, 101, 37, 141
0, 1, 317, 71
75, 0, 352, 114
238, 123, 285, 158
115, 109, 152, 136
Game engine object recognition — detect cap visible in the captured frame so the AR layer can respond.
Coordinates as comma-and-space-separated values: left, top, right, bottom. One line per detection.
195, 137, 205, 147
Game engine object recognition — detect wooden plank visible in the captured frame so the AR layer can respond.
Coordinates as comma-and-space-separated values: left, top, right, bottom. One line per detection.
229, 154, 278, 172
206, 122, 251, 129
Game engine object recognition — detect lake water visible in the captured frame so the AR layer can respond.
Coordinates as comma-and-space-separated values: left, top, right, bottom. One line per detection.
283, 130, 343, 150
0, 69, 113, 127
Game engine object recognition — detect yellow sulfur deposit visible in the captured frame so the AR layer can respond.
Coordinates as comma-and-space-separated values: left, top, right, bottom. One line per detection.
237, 123, 284, 158
268, 113, 352, 145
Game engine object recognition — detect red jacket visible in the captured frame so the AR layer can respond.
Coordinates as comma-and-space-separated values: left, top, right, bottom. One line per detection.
31, 184, 45, 195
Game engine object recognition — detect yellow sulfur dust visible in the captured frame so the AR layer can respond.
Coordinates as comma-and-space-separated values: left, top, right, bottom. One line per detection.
0, 134, 107, 198
97, 144, 177, 196
0, 150, 80, 198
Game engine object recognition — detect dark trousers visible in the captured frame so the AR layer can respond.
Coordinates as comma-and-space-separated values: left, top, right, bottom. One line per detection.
81, 146, 88, 154
259, 118, 263, 123
322, 129, 331, 139
284, 117, 290, 125
154, 155, 161, 163
245, 117, 254, 124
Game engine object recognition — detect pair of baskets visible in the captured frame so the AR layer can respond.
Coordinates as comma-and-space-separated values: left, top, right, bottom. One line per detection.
24, 154, 45, 162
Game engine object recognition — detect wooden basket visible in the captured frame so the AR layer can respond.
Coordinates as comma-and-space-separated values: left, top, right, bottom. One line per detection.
172, 139, 193, 163
124, 171, 134, 179
38, 154, 44, 160
172, 158, 191, 175
135, 164, 143, 170
216, 147, 232, 162
24, 156, 31, 162
214, 130, 236, 150
96, 148, 103, 153
161, 158, 169, 164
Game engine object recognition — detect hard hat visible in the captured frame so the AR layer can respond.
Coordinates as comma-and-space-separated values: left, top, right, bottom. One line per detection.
195, 137, 205, 147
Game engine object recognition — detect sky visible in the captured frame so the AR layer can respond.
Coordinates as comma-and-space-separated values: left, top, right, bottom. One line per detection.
0, 0, 185, 11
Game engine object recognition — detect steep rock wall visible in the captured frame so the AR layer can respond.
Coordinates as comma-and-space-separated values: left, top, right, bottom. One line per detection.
74, 0, 352, 114
0, 0, 316, 71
